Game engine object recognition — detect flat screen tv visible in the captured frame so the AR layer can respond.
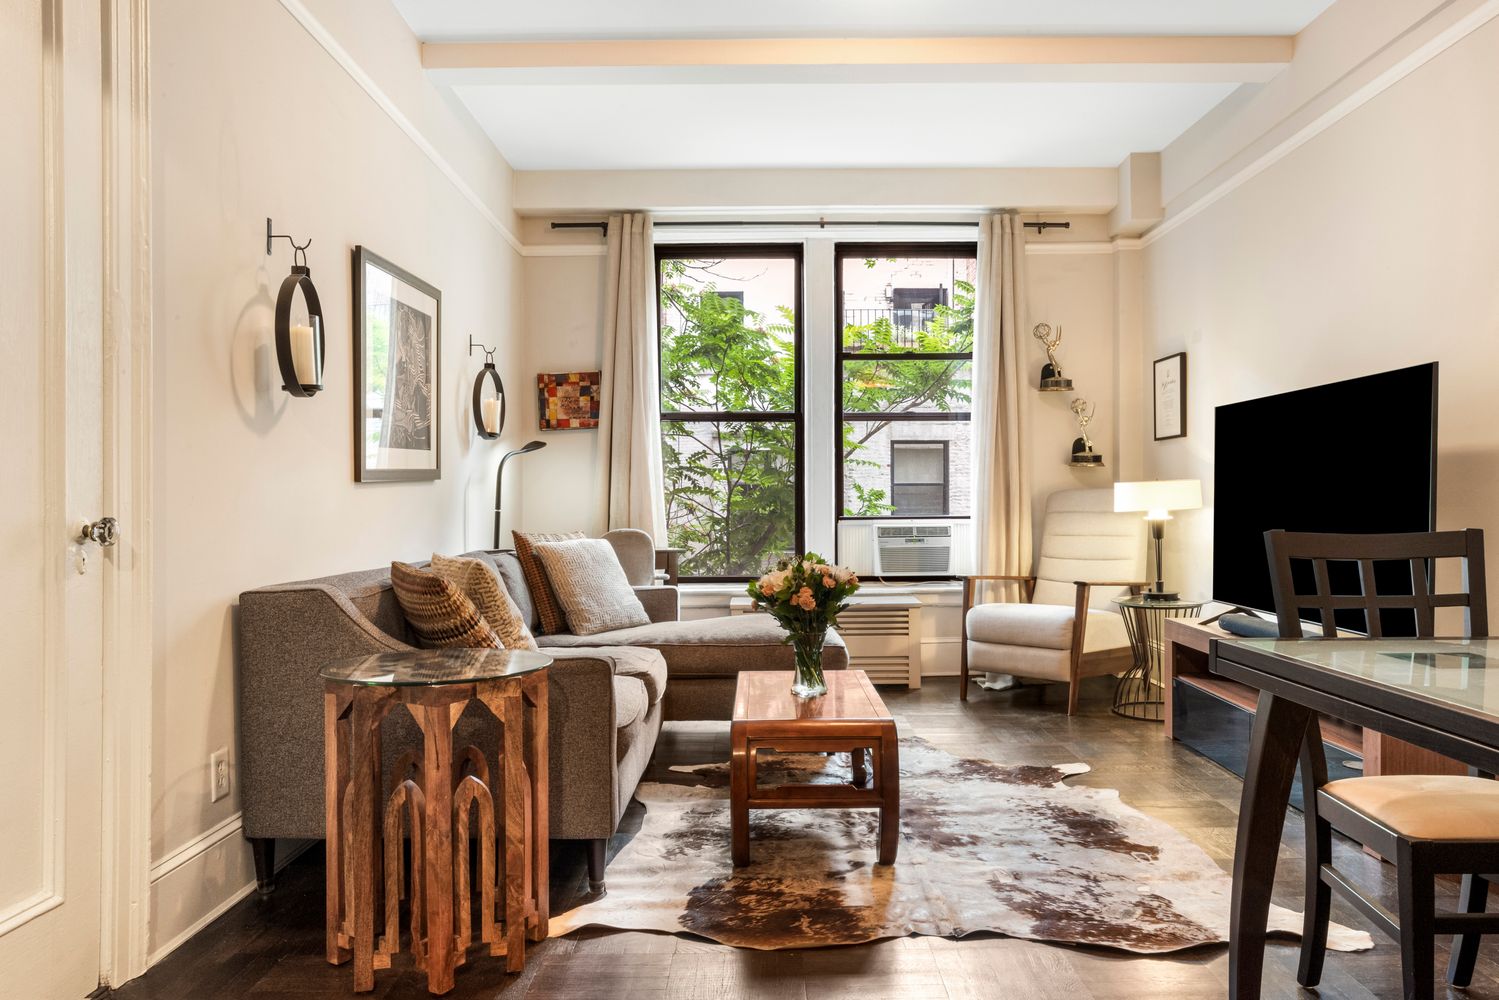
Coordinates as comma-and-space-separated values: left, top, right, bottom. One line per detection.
1213, 363, 1437, 627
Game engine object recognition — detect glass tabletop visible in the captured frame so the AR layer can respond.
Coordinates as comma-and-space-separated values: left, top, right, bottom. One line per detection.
320, 648, 552, 687
1237, 637, 1499, 721
1113, 595, 1204, 610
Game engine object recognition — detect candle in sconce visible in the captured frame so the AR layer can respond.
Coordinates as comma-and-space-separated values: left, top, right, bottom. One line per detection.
290, 320, 321, 387
481, 397, 501, 434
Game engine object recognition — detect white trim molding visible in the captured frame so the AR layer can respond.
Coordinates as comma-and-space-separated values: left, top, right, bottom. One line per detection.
1143, 0, 1499, 247
273, 0, 523, 255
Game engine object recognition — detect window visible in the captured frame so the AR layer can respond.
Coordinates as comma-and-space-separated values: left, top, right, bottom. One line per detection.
891, 441, 949, 515
836, 244, 975, 521
656, 245, 802, 580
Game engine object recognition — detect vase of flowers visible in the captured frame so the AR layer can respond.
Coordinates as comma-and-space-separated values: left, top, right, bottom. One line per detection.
747, 554, 860, 698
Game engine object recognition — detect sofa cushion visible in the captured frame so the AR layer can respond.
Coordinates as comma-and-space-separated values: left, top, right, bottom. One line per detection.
965, 602, 1130, 654
429, 553, 538, 651
389, 561, 500, 649
533, 538, 651, 635
612, 675, 649, 730
512, 530, 585, 635
536, 615, 846, 678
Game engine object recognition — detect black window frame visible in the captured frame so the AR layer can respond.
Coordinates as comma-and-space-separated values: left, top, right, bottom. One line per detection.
655, 243, 805, 583
890, 439, 951, 516
834, 242, 975, 527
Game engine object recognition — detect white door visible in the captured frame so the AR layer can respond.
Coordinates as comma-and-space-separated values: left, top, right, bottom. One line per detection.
0, 1, 110, 996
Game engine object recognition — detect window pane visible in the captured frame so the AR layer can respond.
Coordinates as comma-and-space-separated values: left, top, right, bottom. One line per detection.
843, 358, 972, 414
841, 254, 975, 353
843, 420, 969, 517
893, 442, 946, 484
664, 420, 798, 577
892, 484, 946, 516
659, 255, 797, 413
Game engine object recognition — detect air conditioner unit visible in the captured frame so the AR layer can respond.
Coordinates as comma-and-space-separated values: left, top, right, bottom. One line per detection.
874, 523, 952, 576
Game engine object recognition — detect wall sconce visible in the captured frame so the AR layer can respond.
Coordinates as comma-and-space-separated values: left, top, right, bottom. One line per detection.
469, 336, 505, 439
266, 217, 324, 397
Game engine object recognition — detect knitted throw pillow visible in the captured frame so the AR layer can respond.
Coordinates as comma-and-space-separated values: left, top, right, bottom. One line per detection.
428, 553, 539, 651
512, 529, 585, 634
389, 561, 500, 649
533, 538, 651, 636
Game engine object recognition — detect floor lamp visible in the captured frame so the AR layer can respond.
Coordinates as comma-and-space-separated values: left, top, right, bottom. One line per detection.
493, 440, 546, 549
1113, 479, 1202, 601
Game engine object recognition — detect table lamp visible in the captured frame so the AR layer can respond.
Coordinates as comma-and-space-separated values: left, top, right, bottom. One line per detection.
1113, 479, 1202, 601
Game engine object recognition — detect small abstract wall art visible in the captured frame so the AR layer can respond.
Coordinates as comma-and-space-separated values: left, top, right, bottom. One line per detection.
537, 371, 601, 430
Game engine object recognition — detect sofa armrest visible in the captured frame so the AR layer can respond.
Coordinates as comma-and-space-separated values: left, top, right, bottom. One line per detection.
634, 585, 680, 623
237, 585, 415, 840
540, 649, 624, 840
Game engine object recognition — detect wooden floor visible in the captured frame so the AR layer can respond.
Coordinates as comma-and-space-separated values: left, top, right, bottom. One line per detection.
109, 677, 1499, 999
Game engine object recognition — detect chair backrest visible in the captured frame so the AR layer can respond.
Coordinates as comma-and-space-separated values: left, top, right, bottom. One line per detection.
1032, 488, 1149, 608
1264, 529, 1488, 638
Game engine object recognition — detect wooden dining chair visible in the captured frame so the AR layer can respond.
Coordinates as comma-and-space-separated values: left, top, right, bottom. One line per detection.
1265, 528, 1499, 999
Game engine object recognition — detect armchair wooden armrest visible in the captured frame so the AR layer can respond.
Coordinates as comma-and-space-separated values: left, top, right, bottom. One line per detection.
963, 574, 1038, 613
1068, 580, 1151, 665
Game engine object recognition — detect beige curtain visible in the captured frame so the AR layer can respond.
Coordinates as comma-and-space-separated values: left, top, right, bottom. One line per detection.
971, 213, 1033, 688
600, 213, 668, 544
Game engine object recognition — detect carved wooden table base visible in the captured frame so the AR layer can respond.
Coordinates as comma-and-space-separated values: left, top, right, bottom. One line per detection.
323, 671, 548, 994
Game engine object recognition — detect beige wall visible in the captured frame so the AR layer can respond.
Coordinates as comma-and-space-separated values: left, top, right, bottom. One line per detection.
149, 0, 523, 959
1140, 13, 1499, 603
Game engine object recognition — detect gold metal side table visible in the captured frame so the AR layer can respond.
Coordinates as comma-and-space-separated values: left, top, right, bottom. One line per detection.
1112, 596, 1203, 722
320, 648, 551, 994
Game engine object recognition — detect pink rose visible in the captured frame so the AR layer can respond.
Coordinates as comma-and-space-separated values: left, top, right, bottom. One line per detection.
759, 580, 775, 596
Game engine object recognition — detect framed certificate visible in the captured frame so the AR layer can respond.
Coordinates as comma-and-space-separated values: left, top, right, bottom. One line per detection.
1153, 352, 1186, 441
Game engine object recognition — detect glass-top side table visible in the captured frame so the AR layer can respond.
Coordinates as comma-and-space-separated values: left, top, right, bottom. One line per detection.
1112, 596, 1203, 722
320, 648, 552, 994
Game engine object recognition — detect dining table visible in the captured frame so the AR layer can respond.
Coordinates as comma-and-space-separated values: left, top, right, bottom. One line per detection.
1209, 636, 1499, 999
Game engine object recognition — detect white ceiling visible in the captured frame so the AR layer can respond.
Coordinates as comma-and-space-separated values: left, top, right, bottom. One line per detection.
453, 80, 1239, 171
394, 0, 1335, 172
391, 1, 1336, 42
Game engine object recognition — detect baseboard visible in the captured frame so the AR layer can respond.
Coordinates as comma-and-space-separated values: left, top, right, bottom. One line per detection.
146, 814, 312, 968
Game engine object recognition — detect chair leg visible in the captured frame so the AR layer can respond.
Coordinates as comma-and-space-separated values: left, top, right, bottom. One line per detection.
1395, 840, 1436, 1000
1066, 680, 1080, 716
959, 641, 969, 702
1447, 873, 1490, 988
1296, 738, 1332, 988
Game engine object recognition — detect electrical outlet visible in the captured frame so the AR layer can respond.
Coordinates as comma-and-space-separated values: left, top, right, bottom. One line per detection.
210, 747, 230, 803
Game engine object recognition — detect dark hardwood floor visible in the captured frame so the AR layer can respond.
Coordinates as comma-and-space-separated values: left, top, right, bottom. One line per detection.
109, 677, 1499, 999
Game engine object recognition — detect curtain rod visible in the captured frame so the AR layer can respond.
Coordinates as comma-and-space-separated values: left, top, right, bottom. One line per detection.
550, 219, 1070, 235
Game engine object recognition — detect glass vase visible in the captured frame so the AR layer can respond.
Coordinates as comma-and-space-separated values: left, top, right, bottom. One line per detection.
790, 629, 828, 698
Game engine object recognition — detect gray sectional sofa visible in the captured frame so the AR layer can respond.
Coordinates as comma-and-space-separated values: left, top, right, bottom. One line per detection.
236, 530, 846, 892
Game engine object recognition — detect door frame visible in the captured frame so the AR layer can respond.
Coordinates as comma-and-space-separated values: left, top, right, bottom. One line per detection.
98, 0, 154, 986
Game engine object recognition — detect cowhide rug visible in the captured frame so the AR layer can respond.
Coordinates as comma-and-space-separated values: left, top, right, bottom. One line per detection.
551, 734, 1374, 954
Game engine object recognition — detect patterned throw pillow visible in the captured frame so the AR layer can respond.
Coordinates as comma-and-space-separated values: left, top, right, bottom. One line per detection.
532, 538, 652, 636
512, 530, 585, 634
428, 553, 539, 651
389, 561, 500, 649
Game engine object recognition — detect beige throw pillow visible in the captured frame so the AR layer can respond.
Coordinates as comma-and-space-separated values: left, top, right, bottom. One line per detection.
389, 561, 500, 649
532, 538, 651, 636
512, 529, 586, 635
428, 553, 539, 651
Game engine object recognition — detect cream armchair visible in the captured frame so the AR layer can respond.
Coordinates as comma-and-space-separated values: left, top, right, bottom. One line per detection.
960, 488, 1148, 715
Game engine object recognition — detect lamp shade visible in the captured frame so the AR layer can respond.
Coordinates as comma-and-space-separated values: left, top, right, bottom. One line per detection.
1114, 479, 1202, 517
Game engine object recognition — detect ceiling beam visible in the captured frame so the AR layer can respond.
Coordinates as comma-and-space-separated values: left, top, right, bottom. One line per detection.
422, 35, 1293, 84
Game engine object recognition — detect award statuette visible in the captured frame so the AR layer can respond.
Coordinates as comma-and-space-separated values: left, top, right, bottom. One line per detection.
1068, 398, 1105, 468
1033, 323, 1073, 391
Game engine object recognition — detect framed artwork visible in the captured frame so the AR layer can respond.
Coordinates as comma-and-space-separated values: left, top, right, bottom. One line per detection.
537, 371, 601, 430
353, 247, 441, 482
1153, 351, 1187, 441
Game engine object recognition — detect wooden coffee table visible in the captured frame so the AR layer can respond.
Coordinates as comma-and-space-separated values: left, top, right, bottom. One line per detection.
730, 669, 900, 866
